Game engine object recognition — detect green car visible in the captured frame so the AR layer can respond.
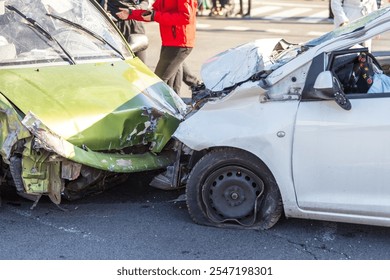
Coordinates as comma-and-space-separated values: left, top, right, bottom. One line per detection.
0, 0, 187, 205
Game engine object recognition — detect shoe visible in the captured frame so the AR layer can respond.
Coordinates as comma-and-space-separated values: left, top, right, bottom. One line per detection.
209, 7, 218, 16
190, 82, 205, 93
218, 7, 227, 16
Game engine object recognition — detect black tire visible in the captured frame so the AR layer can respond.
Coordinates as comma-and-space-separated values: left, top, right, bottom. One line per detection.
186, 148, 283, 230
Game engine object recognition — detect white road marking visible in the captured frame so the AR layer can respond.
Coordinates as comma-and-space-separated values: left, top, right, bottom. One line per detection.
298, 10, 331, 23
308, 31, 327, 36
262, 7, 312, 21
266, 28, 290, 34
196, 23, 211, 29
250, 6, 282, 17
196, 3, 330, 36
224, 26, 251, 31
10, 207, 105, 242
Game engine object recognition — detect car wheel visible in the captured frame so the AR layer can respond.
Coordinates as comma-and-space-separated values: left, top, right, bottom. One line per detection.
186, 148, 283, 230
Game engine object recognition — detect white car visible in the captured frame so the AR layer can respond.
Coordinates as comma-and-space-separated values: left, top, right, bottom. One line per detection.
171, 7, 390, 229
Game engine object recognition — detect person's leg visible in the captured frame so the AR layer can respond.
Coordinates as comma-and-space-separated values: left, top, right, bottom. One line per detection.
155, 46, 192, 94
245, 0, 251, 16
182, 62, 201, 87
328, 0, 333, 19
210, 0, 218, 15
170, 63, 183, 94
237, 0, 243, 15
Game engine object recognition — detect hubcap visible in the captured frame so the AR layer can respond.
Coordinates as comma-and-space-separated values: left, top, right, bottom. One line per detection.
202, 166, 264, 220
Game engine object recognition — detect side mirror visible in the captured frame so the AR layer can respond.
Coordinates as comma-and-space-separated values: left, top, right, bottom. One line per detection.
314, 71, 351, 110
128, 34, 149, 54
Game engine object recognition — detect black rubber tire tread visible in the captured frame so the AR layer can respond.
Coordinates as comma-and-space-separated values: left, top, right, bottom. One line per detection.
186, 147, 283, 230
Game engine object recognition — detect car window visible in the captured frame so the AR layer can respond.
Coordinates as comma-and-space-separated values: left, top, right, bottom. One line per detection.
0, 0, 132, 66
372, 30, 390, 76
330, 49, 390, 95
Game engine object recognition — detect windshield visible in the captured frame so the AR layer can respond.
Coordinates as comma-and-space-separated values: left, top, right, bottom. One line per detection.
305, 6, 389, 47
0, 0, 132, 66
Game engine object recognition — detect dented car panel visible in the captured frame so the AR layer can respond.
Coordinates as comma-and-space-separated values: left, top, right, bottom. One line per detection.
0, 60, 183, 152
200, 38, 283, 92
0, 92, 30, 161
22, 112, 177, 173
174, 84, 299, 188
0, 0, 185, 204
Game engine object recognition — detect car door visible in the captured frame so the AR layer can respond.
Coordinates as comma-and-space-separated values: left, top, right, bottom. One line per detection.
292, 50, 390, 218
293, 96, 390, 217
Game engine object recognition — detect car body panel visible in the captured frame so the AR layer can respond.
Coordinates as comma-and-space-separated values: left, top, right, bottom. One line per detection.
0, 58, 183, 152
200, 38, 282, 91
293, 97, 390, 218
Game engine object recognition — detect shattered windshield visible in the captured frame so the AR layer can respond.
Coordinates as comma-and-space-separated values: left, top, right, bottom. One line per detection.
305, 7, 389, 47
0, 0, 132, 66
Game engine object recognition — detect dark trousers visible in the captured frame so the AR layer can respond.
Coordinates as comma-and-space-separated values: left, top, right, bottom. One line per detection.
182, 62, 201, 87
154, 46, 193, 95
238, 0, 251, 16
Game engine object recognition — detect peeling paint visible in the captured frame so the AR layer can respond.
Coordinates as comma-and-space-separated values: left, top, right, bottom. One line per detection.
116, 159, 133, 167
136, 121, 151, 136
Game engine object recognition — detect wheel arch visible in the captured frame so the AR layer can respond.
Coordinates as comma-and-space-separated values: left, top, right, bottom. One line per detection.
191, 146, 274, 176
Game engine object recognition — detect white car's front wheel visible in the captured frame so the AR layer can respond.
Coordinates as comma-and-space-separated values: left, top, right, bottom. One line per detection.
186, 148, 283, 230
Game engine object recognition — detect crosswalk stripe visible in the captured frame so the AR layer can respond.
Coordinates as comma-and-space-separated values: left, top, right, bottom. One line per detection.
307, 31, 327, 36
297, 10, 330, 23
224, 26, 251, 31
266, 28, 290, 34
196, 23, 211, 28
256, 2, 325, 8
262, 7, 313, 21
196, 2, 331, 31
250, 6, 283, 17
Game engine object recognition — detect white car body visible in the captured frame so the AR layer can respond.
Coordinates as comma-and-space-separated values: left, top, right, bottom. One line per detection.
175, 7, 390, 228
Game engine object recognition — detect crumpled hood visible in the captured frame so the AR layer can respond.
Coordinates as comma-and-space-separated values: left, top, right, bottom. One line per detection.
0, 59, 186, 152
201, 38, 283, 91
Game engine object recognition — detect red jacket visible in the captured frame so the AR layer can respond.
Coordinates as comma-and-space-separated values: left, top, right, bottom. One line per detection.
127, 0, 197, 47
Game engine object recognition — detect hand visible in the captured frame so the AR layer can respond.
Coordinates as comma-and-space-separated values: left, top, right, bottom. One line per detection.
116, 8, 130, 20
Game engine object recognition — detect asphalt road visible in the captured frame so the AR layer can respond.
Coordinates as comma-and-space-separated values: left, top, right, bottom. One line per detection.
2, 171, 390, 260
2, 0, 390, 261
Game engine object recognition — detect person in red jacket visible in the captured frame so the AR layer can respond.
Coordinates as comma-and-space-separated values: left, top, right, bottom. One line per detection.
116, 0, 199, 95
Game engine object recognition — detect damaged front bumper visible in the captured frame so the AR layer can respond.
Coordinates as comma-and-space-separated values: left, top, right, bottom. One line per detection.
0, 105, 178, 205
22, 112, 176, 173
